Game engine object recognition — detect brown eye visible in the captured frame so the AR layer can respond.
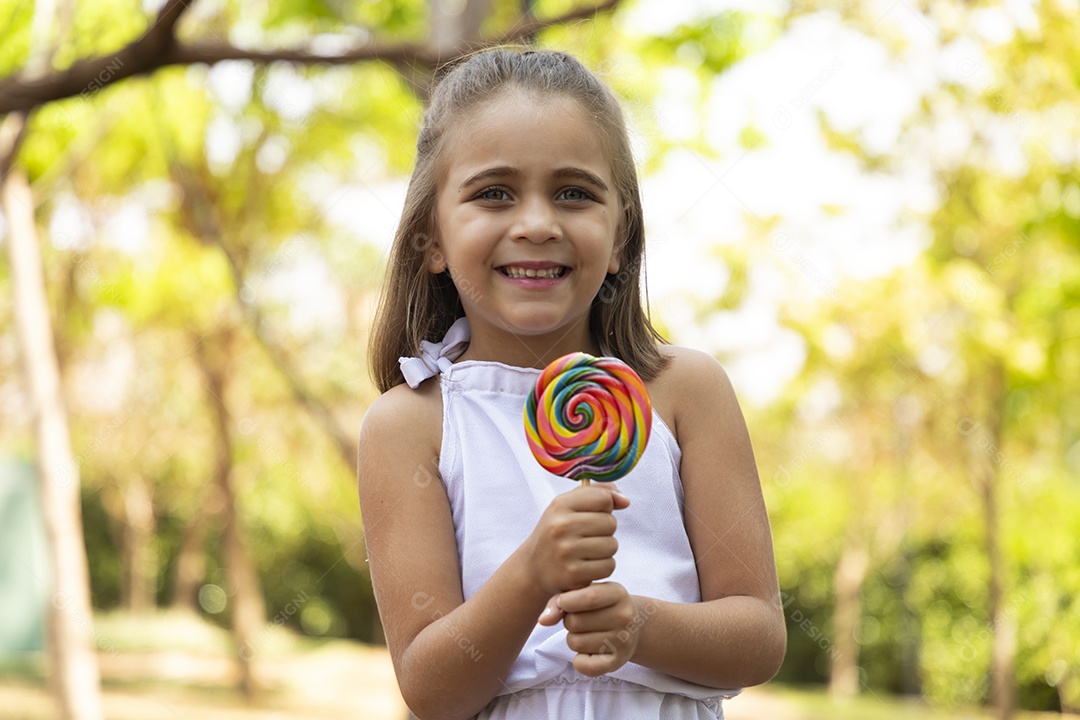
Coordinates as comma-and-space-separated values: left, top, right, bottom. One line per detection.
558, 187, 592, 202
477, 187, 511, 201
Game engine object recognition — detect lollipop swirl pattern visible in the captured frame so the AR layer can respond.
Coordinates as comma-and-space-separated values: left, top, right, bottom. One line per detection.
524, 353, 653, 483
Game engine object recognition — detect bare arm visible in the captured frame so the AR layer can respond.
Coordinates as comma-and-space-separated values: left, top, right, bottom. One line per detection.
533, 348, 786, 688
358, 381, 628, 720
630, 347, 786, 688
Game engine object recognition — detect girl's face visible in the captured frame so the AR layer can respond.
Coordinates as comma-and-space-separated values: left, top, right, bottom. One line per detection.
431, 91, 621, 364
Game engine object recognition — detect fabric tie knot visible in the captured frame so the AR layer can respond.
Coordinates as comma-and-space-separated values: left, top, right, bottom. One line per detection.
398, 317, 471, 388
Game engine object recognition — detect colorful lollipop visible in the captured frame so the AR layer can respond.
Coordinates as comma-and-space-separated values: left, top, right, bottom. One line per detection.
524, 353, 652, 486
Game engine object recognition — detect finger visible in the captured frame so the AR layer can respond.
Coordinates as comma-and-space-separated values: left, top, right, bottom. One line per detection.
563, 558, 616, 587
572, 647, 621, 677
607, 484, 630, 510
565, 486, 627, 513
556, 582, 622, 613
573, 653, 619, 677
572, 536, 618, 561
566, 630, 619, 656
537, 595, 565, 626
574, 512, 619, 538
563, 606, 624, 634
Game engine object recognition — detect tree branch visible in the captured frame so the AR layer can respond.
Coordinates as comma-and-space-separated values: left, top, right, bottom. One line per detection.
224, 245, 361, 474
162, 39, 432, 68
493, 0, 619, 46
144, 0, 195, 54
0, 112, 28, 179
169, 163, 360, 473
0, 0, 621, 115
0, 0, 197, 115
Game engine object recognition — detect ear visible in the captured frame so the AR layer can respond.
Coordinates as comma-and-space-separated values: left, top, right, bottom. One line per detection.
427, 232, 447, 274
608, 211, 629, 275
607, 245, 621, 276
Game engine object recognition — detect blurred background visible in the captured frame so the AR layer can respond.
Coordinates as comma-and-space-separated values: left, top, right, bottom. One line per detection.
1, 0, 1078, 718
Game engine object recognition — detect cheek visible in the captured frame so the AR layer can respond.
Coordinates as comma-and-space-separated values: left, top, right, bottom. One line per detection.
435, 221, 488, 271
583, 215, 621, 260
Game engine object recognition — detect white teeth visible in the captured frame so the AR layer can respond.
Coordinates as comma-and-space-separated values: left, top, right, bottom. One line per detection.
501, 266, 564, 279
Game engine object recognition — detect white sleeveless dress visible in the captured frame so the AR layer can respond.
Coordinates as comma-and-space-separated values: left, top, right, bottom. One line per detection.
400, 319, 741, 720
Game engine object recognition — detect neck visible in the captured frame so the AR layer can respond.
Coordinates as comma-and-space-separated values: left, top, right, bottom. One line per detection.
459, 318, 603, 368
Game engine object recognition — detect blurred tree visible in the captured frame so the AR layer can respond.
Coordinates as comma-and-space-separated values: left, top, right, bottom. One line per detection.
743, 2, 1080, 716
0, 0, 629, 712
196, 326, 266, 698
1, 114, 103, 720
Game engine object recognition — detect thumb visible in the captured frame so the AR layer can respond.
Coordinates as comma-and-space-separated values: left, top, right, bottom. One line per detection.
607, 483, 630, 510
537, 594, 565, 626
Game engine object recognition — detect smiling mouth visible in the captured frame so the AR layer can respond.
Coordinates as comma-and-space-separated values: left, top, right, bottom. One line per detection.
498, 266, 568, 279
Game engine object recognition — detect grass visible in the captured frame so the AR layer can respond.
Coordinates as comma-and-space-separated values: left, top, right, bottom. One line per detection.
728, 684, 1079, 720
762, 685, 980, 720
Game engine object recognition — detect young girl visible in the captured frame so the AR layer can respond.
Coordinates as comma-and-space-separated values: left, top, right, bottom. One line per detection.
358, 49, 786, 720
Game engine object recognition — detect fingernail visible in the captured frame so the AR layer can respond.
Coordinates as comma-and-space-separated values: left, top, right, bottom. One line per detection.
540, 607, 552, 618
613, 491, 629, 502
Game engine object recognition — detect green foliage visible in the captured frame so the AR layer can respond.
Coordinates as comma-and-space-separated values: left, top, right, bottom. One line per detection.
265, 0, 342, 30
0, 1, 33, 77
5, 0, 1080, 715
640, 11, 774, 77
345, 0, 426, 38
66, 0, 145, 63
81, 490, 123, 609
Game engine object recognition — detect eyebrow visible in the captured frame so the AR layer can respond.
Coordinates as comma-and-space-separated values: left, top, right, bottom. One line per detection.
457, 166, 610, 193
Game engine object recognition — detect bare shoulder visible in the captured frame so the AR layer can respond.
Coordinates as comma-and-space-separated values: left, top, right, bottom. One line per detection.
657, 345, 733, 386
359, 378, 443, 464
358, 378, 445, 502
649, 345, 740, 442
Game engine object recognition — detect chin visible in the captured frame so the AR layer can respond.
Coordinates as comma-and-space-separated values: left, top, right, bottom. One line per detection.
502, 316, 573, 337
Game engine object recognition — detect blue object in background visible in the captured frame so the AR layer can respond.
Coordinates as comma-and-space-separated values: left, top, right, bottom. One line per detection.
0, 460, 48, 655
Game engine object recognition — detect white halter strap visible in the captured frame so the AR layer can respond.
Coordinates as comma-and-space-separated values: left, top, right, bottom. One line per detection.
398, 317, 471, 389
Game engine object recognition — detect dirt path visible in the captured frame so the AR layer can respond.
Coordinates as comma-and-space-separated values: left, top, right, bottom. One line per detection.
0, 643, 409, 720
0, 678, 800, 720
724, 687, 805, 720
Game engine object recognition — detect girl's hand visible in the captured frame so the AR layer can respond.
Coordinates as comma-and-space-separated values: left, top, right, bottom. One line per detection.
537, 582, 642, 676
523, 485, 629, 596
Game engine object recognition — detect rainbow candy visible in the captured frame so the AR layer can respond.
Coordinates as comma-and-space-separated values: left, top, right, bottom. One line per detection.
524, 353, 652, 483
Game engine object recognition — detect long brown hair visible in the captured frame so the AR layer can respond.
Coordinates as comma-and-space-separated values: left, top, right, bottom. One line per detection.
369, 49, 668, 393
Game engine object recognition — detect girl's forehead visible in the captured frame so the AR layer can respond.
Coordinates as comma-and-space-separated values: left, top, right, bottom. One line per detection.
439, 91, 614, 182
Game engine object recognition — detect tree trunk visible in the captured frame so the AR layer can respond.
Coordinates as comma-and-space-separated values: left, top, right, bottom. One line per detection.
121, 474, 156, 615
982, 457, 1016, 719
897, 547, 921, 695
1, 123, 104, 720
892, 411, 921, 695
1058, 667, 1079, 714
829, 542, 869, 697
195, 331, 267, 699
982, 449, 1015, 719
428, 0, 493, 57
975, 364, 1014, 720
170, 496, 212, 611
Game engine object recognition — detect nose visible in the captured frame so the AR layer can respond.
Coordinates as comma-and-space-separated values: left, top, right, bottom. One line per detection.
512, 194, 562, 244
